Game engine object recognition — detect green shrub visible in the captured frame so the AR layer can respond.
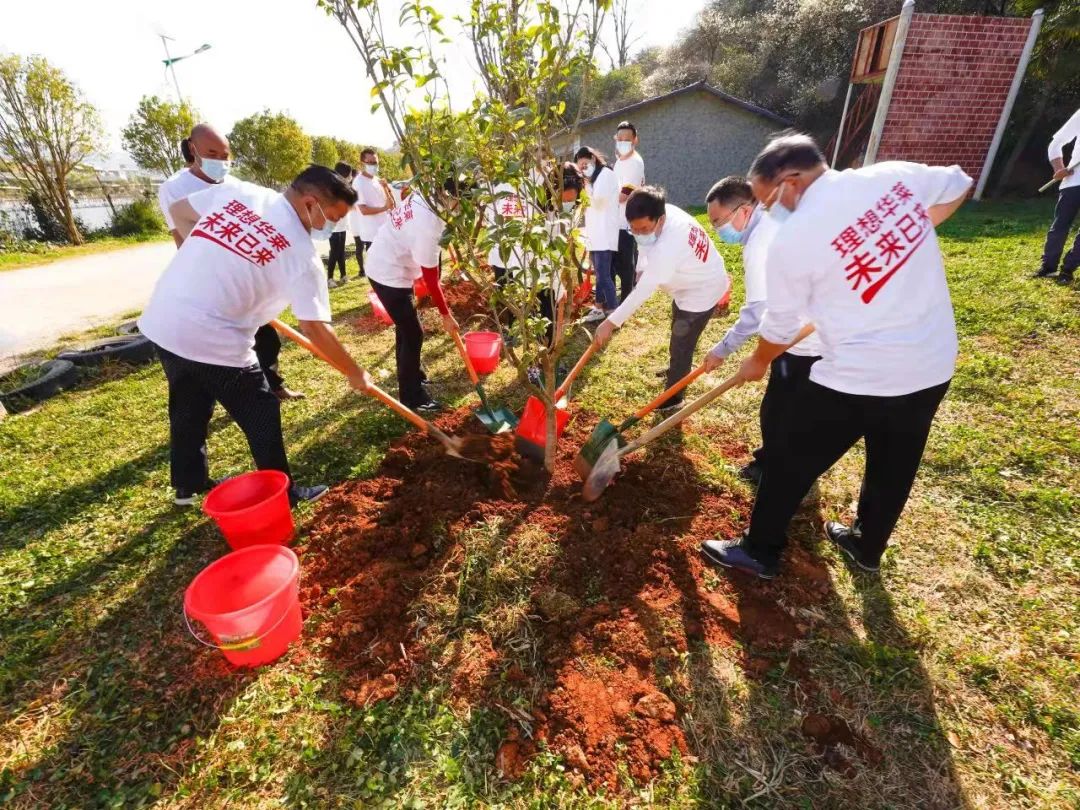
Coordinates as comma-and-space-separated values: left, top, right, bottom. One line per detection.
110, 196, 165, 237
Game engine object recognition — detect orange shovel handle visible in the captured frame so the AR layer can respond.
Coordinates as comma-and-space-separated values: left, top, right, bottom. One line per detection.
555, 341, 600, 401
448, 326, 481, 386
634, 364, 707, 420
269, 318, 433, 435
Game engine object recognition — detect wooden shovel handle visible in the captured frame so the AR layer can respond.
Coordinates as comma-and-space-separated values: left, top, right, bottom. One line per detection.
555, 341, 599, 401
448, 326, 481, 386
619, 375, 742, 458
269, 318, 438, 438
633, 364, 707, 420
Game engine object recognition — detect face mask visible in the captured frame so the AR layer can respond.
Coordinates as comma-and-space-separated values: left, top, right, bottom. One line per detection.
716, 222, 743, 244
615, 141, 633, 156
562, 201, 576, 213
634, 230, 657, 247
363, 163, 378, 177
196, 151, 230, 183
766, 181, 798, 224
583, 161, 596, 176
307, 201, 337, 240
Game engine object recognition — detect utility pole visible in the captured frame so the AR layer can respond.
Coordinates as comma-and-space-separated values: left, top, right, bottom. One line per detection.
159, 34, 184, 104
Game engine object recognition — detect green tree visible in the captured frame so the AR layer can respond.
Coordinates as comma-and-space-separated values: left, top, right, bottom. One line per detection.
0, 54, 103, 245
311, 134, 341, 167
121, 95, 197, 177
228, 110, 312, 188
335, 139, 362, 167
326, 0, 609, 471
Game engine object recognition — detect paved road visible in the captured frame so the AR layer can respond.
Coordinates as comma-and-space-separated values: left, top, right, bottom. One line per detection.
0, 241, 176, 360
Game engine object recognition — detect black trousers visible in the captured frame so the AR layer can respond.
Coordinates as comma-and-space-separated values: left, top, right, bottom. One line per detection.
328, 231, 347, 279
1041, 186, 1080, 276
661, 302, 714, 408
370, 278, 429, 408
613, 229, 638, 303
752, 352, 821, 467
743, 378, 950, 568
155, 345, 291, 492
253, 324, 284, 392
354, 238, 371, 277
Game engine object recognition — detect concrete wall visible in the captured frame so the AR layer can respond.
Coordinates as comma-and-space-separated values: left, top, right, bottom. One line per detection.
877, 13, 1032, 185
554, 88, 783, 208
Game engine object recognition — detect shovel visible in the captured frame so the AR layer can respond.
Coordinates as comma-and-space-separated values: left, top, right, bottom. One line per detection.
269, 319, 478, 462
573, 363, 708, 481
448, 325, 518, 433
1039, 158, 1080, 193
581, 374, 742, 501
514, 341, 601, 462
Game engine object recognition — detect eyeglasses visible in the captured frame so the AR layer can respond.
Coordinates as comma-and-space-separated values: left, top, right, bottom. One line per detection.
762, 172, 800, 211
712, 203, 747, 229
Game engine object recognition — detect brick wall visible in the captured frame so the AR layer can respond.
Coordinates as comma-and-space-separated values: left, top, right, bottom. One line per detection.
877, 13, 1032, 185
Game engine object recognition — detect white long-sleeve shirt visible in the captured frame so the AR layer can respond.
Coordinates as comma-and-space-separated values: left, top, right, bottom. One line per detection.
761, 161, 972, 397
608, 204, 729, 325
1048, 107, 1080, 191
583, 166, 621, 252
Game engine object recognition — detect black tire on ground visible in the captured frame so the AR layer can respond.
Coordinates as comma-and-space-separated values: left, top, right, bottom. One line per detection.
57, 335, 156, 367
0, 359, 79, 413
116, 319, 141, 336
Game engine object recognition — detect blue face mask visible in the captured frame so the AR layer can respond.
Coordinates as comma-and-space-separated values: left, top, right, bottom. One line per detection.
196, 149, 230, 183
634, 230, 657, 247
309, 201, 337, 240
768, 202, 793, 225
716, 222, 742, 244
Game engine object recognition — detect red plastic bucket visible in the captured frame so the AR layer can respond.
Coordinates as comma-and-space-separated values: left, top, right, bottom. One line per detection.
413, 277, 429, 299
463, 331, 502, 374
368, 291, 393, 325
184, 544, 302, 667
515, 395, 572, 448
203, 470, 293, 551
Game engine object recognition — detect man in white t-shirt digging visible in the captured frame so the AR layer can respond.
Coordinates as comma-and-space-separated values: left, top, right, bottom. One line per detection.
156, 123, 304, 402
348, 147, 396, 279
702, 133, 972, 580
140, 166, 370, 507
702, 175, 824, 487
592, 186, 730, 413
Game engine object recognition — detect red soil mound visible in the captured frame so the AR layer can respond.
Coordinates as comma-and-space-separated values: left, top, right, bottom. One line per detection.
298, 408, 839, 791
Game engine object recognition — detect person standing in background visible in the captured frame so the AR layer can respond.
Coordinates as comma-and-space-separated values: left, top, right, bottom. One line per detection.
612, 121, 645, 303
157, 123, 304, 401
575, 146, 621, 323
1034, 107, 1080, 286
326, 161, 353, 287
349, 148, 396, 279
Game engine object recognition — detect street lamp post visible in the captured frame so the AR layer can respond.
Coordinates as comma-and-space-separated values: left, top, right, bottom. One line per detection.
158, 36, 212, 105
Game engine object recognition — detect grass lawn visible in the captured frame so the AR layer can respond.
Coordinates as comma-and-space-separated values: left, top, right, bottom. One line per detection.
0, 199, 1076, 808
0, 233, 171, 272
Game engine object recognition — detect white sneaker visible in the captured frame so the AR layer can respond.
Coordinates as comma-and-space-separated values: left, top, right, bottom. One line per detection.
328, 278, 339, 288
581, 307, 606, 324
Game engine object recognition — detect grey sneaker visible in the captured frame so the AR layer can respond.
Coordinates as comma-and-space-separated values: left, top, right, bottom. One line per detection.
174, 478, 221, 507
581, 307, 606, 324
824, 521, 879, 573
289, 484, 329, 508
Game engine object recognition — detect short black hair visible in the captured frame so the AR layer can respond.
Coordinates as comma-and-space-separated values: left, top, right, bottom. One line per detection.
180, 137, 193, 164
360, 148, 377, 161
625, 185, 666, 222
749, 131, 826, 182
574, 146, 608, 166
616, 120, 637, 137
442, 173, 476, 198
334, 161, 353, 178
705, 176, 754, 208
291, 164, 359, 205
561, 162, 585, 192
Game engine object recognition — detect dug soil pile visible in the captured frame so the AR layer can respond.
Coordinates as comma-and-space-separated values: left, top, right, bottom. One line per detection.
299, 409, 843, 791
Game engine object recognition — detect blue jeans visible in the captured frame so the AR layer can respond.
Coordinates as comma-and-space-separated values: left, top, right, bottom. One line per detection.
591, 250, 618, 310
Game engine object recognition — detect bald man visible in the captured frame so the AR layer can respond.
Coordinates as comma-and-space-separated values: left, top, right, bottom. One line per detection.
156, 123, 305, 401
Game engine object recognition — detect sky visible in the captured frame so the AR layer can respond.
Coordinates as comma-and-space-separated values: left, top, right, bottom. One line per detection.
1, 0, 709, 167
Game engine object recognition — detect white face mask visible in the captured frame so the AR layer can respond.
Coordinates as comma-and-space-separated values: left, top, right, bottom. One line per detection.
562, 200, 576, 213
582, 161, 596, 176
195, 148, 230, 183
307, 200, 337, 240
363, 163, 378, 177
634, 230, 657, 247
615, 141, 633, 157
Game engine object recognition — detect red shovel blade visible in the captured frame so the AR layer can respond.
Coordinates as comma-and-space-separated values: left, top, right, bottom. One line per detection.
515, 395, 572, 448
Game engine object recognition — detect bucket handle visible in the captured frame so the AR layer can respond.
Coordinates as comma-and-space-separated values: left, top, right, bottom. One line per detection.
183, 602, 295, 652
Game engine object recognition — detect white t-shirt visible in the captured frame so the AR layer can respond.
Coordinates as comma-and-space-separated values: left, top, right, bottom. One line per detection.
364, 195, 445, 289
1048, 107, 1080, 191
608, 204, 730, 326
742, 212, 823, 358
486, 182, 529, 271
139, 183, 330, 367
349, 173, 390, 241
583, 165, 621, 252
613, 152, 645, 231
761, 161, 972, 396
157, 168, 239, 230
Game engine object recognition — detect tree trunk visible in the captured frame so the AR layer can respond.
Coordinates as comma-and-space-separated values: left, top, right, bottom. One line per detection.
543, 354, 557, 474
993, 86, 1050, 198
57, 177, 83, 245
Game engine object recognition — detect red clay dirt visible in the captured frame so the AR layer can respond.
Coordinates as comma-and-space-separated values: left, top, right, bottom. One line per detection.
298, 408, 847, 791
